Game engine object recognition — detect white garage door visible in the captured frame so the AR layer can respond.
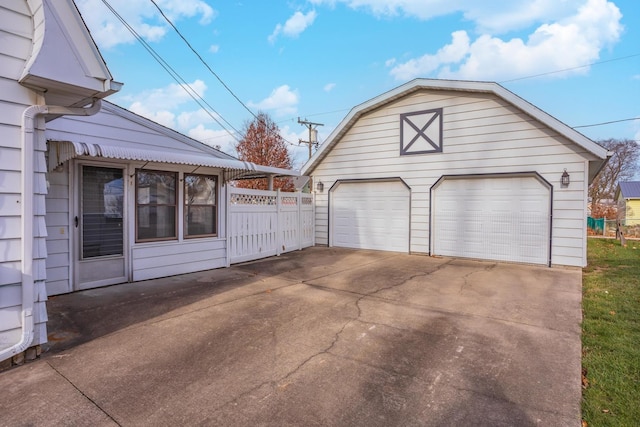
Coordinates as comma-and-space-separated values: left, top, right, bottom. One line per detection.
432, 176, 551, 265
331, 180, 410, 252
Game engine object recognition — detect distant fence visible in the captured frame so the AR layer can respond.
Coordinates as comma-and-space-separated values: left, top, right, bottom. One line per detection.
227, 187, 314, 265
588, 217, 640, 238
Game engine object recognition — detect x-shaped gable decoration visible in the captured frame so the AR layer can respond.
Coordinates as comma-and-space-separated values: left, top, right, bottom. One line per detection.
400, 108, 443, 155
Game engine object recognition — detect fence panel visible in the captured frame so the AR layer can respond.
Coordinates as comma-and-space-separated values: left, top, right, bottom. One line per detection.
228, 187, 314, 264
300, 194, 315, 248
588, 217, 640, 238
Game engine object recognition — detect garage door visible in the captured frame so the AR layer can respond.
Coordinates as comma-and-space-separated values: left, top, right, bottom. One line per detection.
432, 175, 551, 265
331, 180, 410, 252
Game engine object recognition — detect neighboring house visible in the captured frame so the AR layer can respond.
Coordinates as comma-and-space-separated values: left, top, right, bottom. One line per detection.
615, 181, 640, 225
302, 79, 610, 268
0, 1, 295, 366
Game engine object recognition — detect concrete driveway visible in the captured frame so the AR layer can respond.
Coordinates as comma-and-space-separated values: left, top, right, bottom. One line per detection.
0, 247, 583, 426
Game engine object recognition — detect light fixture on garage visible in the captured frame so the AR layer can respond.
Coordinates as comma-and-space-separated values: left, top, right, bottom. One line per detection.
316, 180, 324, 192
561, 169, 570, 187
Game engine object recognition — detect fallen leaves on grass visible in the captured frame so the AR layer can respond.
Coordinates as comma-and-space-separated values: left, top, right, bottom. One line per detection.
582, 367, 589, 389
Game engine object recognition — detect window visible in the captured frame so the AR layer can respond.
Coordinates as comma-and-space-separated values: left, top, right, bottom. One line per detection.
136, 170, 177, 241
184, 174, 217, 237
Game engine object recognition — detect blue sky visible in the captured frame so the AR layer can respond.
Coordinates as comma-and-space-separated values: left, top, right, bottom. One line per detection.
76, 0, 640, 169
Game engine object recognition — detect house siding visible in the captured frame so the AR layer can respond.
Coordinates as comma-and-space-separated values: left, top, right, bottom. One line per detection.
42, 151, 229, 295
625, 199, 640, 225
312, 90, 596, 267
44, 161, 72, 295
0, 1, 49, 351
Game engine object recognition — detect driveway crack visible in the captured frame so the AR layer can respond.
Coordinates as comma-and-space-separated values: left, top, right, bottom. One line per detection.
46, 361, 121, 426
459, 262, 497, 293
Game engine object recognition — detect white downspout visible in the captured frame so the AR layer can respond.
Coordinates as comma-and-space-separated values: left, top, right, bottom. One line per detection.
0, 99, 102, 362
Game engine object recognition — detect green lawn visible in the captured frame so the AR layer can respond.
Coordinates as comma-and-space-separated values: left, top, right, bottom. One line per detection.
582, 238, 640, 426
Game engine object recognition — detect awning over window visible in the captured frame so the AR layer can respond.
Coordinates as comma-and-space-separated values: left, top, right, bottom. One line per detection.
47, 140, 299, 181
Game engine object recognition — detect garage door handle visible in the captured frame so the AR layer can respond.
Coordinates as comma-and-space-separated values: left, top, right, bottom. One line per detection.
74, 216, 79, 228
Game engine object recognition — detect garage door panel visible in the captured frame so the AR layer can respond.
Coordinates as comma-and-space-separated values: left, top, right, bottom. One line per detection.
331, 181, 410, 252
433, 176, 550, 265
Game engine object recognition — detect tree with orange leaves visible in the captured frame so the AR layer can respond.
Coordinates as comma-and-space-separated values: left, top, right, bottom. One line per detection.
235, 112, 294, 191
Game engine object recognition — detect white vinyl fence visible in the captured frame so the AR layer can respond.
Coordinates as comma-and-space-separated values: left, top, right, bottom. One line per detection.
227, 187, 314, 265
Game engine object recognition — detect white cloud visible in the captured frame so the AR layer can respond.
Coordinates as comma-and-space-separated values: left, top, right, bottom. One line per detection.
269, 10, 317, 43
177, 108, 221, 129
76, 0, 216, 49
310, 0, 580, 34
388, 0, 623, 82
124, 80, 207, 110
324, 83, 336, 92
129, 103, 177, 128
279, 125, 313, 169
247, 85, 300, 116
123, 79, 209, 129
209, 44, 220, 53
188, 125, 237, 155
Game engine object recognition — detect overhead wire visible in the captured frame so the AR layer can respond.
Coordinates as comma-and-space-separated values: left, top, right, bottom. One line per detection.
147, 0, 302, 149
100, 0, 243, 144
106, 1, 640, 146
573, 117, 640, 128
499, 53, 640, 83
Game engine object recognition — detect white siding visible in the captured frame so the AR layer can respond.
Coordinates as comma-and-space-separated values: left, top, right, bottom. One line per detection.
44, 159, 228, 292
0, 1, 49, 351
45, 162, 71, 296
132, 239, 227, 282
312, 90, 595, 267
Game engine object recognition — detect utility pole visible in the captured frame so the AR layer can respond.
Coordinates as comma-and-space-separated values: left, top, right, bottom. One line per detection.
297, 117, 323, 160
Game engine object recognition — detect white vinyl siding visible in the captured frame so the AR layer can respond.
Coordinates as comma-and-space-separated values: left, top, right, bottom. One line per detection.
312, 90, 596, 267
45, 162, 72, 296
330, 181, 410, 252
0, 1, 48, 348
132, 239, 227, 282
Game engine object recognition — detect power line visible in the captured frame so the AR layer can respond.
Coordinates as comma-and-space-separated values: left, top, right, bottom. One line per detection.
149, 0, 259, 122
574, 117, 640, 128
500, 53, 640, 83
100, 0, 242, 144
147, 0, 301, 149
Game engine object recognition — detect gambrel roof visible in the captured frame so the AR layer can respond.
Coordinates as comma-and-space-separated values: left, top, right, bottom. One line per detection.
302, 79, 610, 182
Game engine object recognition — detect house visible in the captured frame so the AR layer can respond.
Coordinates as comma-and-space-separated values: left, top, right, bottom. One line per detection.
44, 100, 295, 295
302, 79, 609, 268
615, 181, 640, 225
1, 0, 297, 367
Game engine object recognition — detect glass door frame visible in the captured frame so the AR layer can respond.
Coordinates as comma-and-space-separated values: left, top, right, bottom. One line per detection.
73, 160, 130, 291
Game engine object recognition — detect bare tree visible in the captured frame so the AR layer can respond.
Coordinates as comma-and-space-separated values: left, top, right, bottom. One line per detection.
235, 112, 294, 191
589, 138, 640, 215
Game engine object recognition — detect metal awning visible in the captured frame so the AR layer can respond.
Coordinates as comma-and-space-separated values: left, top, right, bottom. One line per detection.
47, 140, 299, 181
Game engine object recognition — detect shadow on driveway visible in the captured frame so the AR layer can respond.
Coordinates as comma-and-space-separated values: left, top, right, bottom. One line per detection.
2, 247, 582, 426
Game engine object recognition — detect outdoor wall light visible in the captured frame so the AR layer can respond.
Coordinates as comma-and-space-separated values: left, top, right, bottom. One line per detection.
316, 180, 324, 192
561, 169, 570, 187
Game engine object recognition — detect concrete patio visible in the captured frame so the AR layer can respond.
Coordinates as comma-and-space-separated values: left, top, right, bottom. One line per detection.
0, 247, 583, 426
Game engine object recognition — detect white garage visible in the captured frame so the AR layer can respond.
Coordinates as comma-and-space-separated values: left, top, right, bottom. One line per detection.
303, 79, 610, 268
330, 180, 410, 252
431, 175, 552, 265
